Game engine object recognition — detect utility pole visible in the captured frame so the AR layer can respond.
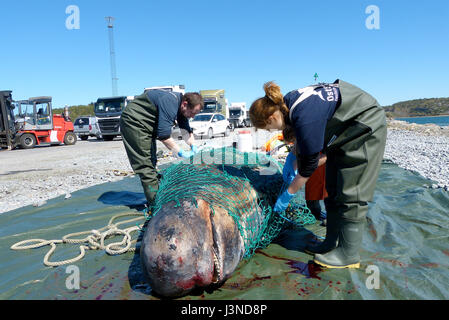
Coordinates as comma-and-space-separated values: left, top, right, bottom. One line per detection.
105, 16, 118, 96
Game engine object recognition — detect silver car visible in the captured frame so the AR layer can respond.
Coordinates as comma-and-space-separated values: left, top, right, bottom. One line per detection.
74, 116, 101, 140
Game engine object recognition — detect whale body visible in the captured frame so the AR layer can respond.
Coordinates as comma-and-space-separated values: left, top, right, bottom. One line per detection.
140, 162, 283, 298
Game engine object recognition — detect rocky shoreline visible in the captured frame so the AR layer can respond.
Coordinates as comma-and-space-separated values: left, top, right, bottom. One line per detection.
384, 120, 449, 191
1, 121, 448, 214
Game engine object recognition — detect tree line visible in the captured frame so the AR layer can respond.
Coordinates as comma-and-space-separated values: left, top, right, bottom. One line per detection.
53, 104, 95, 121
383, 97, 449, 118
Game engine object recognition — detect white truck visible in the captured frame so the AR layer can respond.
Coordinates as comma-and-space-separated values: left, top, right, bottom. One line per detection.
228, 102, 250, 129
94, 96, 135, 141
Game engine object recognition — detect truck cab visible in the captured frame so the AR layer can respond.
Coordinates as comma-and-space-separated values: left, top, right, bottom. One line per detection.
94, 96, 134, 141
228, 102, 250, 128
199, 89, 227, 117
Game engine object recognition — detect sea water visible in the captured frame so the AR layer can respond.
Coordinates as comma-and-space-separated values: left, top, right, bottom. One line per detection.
396, 115, 449, 127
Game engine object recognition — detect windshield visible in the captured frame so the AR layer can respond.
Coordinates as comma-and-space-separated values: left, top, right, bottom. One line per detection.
18, 103, 34, 119
36, 102, 50, 117
36, 102, 51, 125
12, 102, 22, 119
203, 103, 217, 112
230, 110, 242, 116
95, 99, 125, 113
15, 102, 35, 124
193, 114, 212, 122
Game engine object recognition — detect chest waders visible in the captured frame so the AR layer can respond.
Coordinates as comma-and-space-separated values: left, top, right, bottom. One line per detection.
119, 93, 160, 206
304, 80, 387, 268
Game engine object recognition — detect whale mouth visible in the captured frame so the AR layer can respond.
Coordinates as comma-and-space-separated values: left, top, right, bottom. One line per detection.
210, 215, 224, 284
212, 246, 222, 284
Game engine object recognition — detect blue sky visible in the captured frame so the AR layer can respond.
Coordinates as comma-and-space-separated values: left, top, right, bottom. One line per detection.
0, 0, 448, 108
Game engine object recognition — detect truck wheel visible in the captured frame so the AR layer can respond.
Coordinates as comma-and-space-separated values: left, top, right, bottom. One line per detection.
207, 128, 213, 139
64, 132, 77, 145
20, 134, 36, 149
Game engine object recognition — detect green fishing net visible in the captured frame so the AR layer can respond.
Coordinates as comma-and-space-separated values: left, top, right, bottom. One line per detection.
147, 147, 316, 259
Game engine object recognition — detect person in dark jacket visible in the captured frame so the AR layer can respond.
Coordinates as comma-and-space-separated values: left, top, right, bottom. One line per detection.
120, 89, 204, 207
249, 80, 387, 269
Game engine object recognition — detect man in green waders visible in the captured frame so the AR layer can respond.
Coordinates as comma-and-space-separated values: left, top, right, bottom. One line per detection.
250, 80, 387, 269
120, 89, 204, 207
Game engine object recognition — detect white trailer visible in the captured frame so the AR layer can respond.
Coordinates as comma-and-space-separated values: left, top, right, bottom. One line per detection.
144, 85, 186, 94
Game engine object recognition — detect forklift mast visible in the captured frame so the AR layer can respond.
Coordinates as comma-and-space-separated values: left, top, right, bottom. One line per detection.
0, 91, 16, 150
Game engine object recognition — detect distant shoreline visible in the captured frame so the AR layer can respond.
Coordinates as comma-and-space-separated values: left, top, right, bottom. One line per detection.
394, 114, 449, 119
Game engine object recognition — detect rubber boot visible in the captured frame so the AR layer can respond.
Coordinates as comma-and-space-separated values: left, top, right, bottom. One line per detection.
304, 209, 339, 255
313, 219, 365, 269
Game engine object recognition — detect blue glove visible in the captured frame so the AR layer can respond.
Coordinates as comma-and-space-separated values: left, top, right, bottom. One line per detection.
191, 145, 199, 154
178, 149, 194, 158
283, 152, 298, 184
273, 190, 295, 213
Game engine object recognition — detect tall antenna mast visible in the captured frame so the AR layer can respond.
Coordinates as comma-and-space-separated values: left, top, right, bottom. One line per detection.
105, 16, 118, 96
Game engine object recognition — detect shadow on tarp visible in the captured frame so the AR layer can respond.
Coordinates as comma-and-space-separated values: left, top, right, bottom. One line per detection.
97, 191, 147, 211
1, 162, 449, 300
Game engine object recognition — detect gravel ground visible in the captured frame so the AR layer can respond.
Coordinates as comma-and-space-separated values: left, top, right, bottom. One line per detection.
1, 121, 448, 214
0, 138, 135, 213
384, 120, 449, 190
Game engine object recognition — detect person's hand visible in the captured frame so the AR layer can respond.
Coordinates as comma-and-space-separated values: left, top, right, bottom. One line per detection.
273, 190, 295, 213
186, 133, 195, 147
318, 153, 327, 167
178, 149, 194, 158
283, 152, 298, 185
191, 145, 199, 155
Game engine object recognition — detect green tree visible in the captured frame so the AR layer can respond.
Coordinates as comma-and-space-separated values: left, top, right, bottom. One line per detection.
53, 104, 95, 121
383, 97, 449, 117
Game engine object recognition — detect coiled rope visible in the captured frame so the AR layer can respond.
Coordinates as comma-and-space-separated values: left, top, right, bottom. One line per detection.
10, 212, 147, 267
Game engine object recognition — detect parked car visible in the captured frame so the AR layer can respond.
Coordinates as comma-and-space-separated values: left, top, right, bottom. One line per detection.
189, 113, 231, 139
73, 116, 101, 140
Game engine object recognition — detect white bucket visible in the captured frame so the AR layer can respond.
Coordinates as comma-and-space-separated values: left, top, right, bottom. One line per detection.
237, 130, 253, 153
